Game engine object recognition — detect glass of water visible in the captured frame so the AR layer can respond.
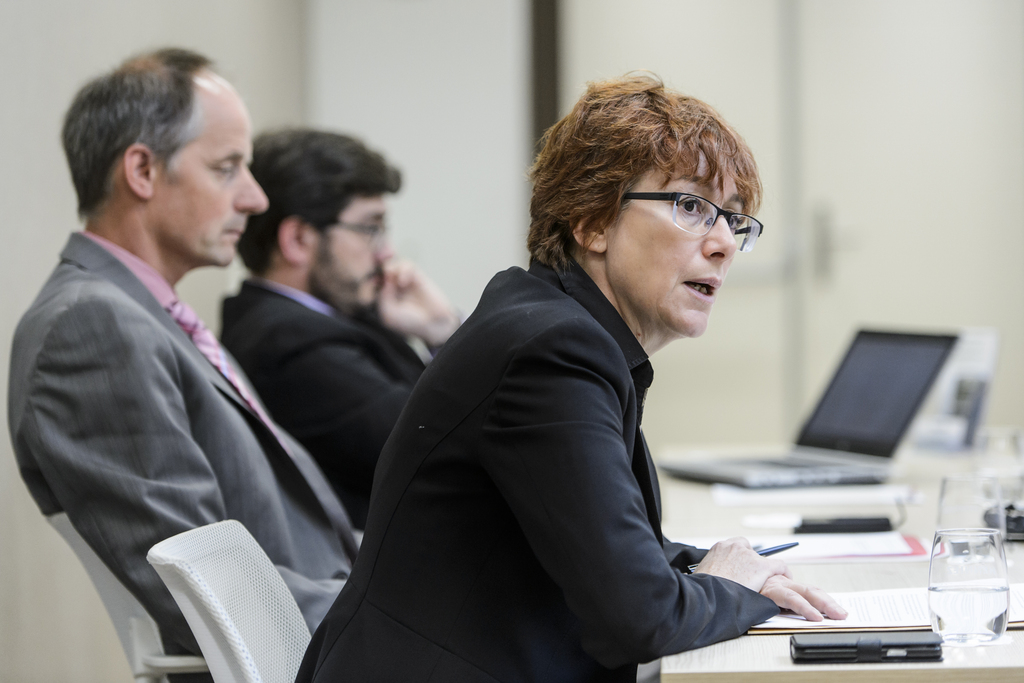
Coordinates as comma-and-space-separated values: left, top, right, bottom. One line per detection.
928, 528, 1010, 645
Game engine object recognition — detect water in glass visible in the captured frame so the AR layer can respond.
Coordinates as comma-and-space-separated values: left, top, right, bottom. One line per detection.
928, 582, 1009, 644
928, 528, 1009, 644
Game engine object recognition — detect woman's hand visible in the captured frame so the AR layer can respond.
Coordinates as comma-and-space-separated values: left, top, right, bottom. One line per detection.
690, 537, 790, 591
690, 537, 848, 622
759, 575, 847, 622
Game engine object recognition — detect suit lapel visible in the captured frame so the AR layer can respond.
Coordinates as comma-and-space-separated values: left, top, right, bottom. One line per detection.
631, 428, 663, 544
61, 234, 253, 418
65, 236, 359, 557
541, 261, 664, 544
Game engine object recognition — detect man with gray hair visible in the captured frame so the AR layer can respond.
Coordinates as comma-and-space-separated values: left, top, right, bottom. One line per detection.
8, 48, 357, 659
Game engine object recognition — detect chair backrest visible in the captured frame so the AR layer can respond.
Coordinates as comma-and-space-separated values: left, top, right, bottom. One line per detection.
46, 513, 207, 682
146, 520, 311, 683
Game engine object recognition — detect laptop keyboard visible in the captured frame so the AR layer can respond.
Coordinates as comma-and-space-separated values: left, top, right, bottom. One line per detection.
743, 463, 886, 488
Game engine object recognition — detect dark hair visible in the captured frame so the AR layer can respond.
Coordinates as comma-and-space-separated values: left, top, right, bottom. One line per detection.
528, 73, 762, 270
238, 129, 402, 275
61, 48, 213, 219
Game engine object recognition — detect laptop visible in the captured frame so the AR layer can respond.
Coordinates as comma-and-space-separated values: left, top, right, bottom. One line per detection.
660, 330, 958, 488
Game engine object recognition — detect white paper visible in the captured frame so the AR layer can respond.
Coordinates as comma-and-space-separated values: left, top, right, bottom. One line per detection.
752, 583, 1024, 631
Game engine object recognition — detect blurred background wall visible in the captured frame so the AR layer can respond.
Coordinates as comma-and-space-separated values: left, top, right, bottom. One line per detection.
0, 1, 1021, 680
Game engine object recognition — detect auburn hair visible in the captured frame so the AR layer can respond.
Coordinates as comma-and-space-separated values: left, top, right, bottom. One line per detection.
528, 73, 761, 269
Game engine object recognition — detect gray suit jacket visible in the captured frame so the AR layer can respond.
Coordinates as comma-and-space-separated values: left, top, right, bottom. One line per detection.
8, 233, 354, 654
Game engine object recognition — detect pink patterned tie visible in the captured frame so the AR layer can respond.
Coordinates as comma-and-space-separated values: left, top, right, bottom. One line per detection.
166, 300, 286, 445
166, 299, 359, 560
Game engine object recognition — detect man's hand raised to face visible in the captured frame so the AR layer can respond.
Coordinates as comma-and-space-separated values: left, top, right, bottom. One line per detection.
377, 260, 460, 348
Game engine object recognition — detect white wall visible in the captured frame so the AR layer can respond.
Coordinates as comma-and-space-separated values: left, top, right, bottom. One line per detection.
0, 2, 306, 680
798, 0, 1024, 429
561, 0, 1024, 459
306, 0, 532, 315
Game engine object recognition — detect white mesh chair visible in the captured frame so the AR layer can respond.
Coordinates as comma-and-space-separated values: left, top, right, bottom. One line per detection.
46, 513, 209, 682
146, 520, 311, 683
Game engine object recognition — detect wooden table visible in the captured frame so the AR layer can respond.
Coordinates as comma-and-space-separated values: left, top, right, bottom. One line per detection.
656, 446, 1024, 682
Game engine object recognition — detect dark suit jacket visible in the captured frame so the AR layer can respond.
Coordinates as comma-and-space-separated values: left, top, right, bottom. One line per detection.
8, 234, 355, 655
220, 282, 426, 528
296, 261, 778, 683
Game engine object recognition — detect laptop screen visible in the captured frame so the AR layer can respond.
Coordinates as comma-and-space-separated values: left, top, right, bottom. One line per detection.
796, 331, 958, 458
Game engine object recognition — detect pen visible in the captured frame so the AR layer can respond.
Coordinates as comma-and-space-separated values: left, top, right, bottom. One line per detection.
687, 541, 799, 573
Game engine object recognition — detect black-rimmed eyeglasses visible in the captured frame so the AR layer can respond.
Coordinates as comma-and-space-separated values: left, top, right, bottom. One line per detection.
622, 192, 763, 253
330, 221, 388, 247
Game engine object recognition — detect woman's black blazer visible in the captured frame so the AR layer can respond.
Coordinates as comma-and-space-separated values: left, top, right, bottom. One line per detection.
296, 261, 777, 683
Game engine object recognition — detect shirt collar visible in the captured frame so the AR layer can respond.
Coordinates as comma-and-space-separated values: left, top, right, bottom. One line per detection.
528, 259, 653, 389
81, 231, 177, 309
246, 277, 337, 317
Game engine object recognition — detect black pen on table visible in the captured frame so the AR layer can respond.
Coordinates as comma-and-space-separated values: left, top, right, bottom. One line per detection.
687, 541, 799, 574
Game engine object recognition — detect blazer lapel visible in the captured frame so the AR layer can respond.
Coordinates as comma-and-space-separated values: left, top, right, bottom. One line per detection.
631, 428, 664, 544
62, 234, 358, 558
61, 234, 252, 416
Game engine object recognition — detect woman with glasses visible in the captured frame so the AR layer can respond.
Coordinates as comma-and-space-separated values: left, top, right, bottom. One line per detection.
297, 74, 844, 683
